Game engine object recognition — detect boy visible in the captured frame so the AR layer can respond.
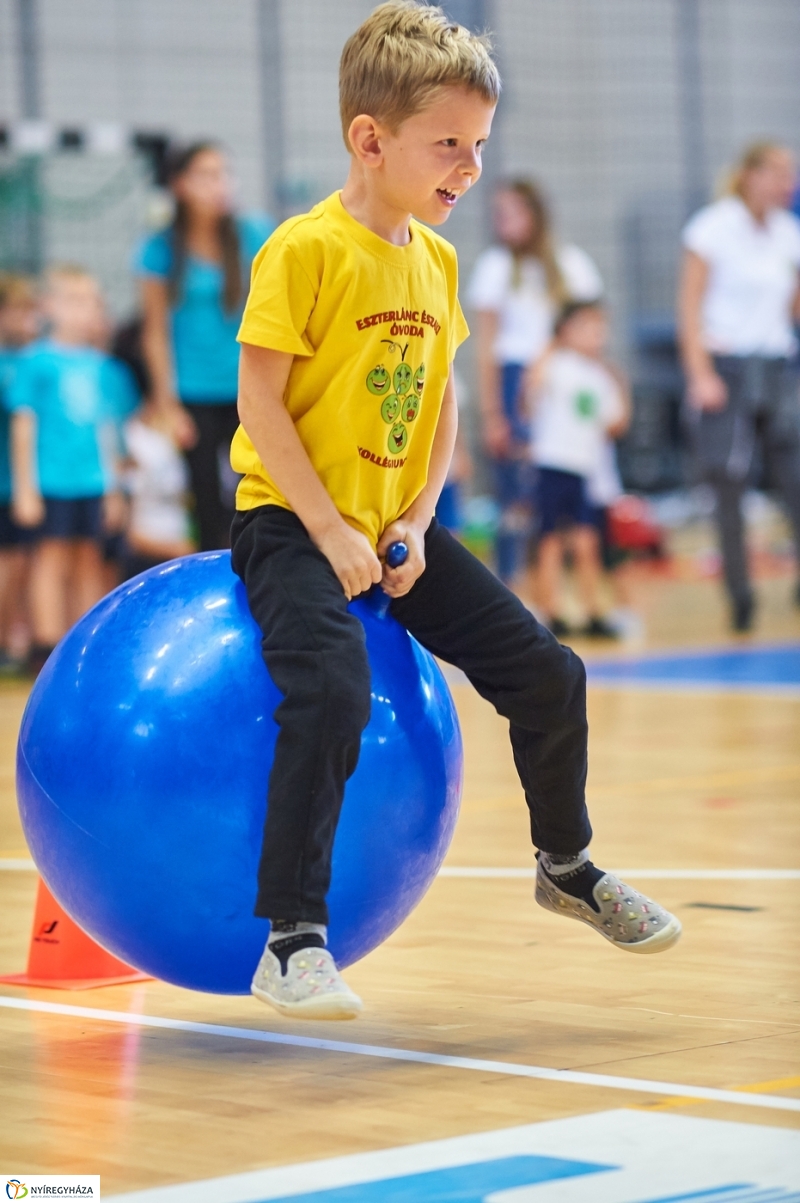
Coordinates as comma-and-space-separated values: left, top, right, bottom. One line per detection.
0, 273, 39, 669
233, 1, 680, 1020
528, 300, 628, 638
9, 266, 137, 673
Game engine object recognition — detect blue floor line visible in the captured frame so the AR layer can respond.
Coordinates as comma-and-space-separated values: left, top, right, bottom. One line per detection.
586, 643, 800, 689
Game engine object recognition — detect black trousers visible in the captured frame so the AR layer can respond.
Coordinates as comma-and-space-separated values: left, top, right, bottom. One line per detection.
183, 401, 241, 551
231, 506, 591, 924
688, 356, 800, 606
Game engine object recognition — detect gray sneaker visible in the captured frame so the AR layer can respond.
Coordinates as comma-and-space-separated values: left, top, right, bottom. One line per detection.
251, 944, 363, 1019
536, 863, 682, 953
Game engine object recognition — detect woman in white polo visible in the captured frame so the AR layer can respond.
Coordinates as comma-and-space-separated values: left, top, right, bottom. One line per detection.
678, 142, 800, 631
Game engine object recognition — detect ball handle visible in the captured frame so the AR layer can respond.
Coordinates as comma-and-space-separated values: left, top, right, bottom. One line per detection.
385, 541, 408, 569
360, 541, 408, 617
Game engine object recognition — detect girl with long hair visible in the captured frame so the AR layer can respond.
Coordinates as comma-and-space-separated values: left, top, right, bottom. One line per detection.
137, 142, 272, 550
468, 179, 602, 582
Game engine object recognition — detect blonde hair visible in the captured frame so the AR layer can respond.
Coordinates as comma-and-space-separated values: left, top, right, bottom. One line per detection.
723, 140, 791, 198
44, 264, 98, 290
0, 271, 36, 309
339, 1, 500, 150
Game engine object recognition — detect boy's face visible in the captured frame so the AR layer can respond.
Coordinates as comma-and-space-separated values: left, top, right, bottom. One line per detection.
44, 276, 106, 346
558, 308, 608, 358
369, 87, 496, 225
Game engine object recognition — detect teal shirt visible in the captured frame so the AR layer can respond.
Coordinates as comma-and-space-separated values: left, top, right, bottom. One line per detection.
0, 349, 18, 503
135, 213, 273, 402
7, 340, 139, 499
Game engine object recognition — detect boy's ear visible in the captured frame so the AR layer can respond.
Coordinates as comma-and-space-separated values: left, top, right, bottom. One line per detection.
347, 115, 386, 168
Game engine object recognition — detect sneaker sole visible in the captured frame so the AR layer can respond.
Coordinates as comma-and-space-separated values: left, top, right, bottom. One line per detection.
251, 983, 363, 1020
561, 907, 683, 954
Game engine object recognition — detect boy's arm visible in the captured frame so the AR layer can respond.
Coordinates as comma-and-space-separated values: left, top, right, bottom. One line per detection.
377, 366, 459, 599
11, 410, 44, 527
238, 342, 382, 600
604, 363, 632, 439
523, 342, 555, 417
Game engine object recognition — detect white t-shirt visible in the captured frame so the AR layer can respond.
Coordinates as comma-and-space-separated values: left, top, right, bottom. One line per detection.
467, 243, 603, 365
682, 196, 800, 357
124, 417, 190, 545
532, 349, 624, 478
586, 438, 624, 507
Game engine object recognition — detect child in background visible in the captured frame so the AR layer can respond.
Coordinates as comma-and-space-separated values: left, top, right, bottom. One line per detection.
0, 273, 39, 669
9, 266, 138, 673
122, 400, 195, 579
528, 300, 627, 637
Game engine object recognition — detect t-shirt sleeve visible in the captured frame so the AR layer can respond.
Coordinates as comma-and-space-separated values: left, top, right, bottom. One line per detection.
558, 245, 604, 300
682, 205, 720, 261
238, 233, 319, 357
784, 212, 800, 266
466, 247, 510, 311
134, 230, 172, 278
0, 353, 15, 410
5, 353, 40, 413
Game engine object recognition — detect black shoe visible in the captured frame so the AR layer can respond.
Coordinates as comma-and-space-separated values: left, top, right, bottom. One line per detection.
732, 596, 754, 632
582, 616, 620, 639
548, 617, 570, 638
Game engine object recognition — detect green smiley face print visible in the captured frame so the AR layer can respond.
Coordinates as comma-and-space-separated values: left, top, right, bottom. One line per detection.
401, 395, 419, 423
380, 394, 400, 424
366, 365, 391, 395
393, 363, 412, 395
413, 363, 425, 397
388, 421, 408, 454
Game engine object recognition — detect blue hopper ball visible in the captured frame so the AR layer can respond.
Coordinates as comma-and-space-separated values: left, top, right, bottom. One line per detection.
17, 552, 463, 994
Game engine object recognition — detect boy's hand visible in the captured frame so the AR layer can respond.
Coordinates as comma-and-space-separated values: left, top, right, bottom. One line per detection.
313, 519, 382, 601
13, 487, 44, 529
377, 519, 426, 599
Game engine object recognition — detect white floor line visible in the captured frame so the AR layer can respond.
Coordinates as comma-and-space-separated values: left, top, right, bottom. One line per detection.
1, 995, 798, 1114
438, 867, 800, 880
3, 859, 799, 881
585, 680, 800, 698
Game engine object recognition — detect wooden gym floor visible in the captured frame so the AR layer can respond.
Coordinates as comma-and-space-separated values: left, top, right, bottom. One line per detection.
1, 538, 799, 1197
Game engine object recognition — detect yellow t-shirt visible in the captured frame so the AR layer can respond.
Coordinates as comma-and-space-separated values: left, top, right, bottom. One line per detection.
232, 191, 469, 546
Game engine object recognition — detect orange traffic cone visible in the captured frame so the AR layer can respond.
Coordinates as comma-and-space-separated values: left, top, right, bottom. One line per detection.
0, 878, 151, 989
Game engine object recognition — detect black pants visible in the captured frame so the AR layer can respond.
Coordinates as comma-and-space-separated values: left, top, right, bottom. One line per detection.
183, 401, 241, 551
688, 356, 800, 606
231, 506, 591, 924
